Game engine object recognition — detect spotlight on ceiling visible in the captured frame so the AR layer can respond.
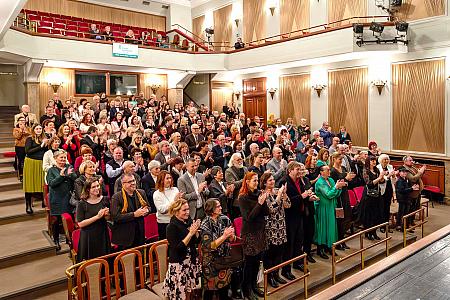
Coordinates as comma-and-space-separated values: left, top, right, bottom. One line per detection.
205, 28, 214, 35
370, 22, 384, 34
395, 21, 409, 32
353, 23, 364, 34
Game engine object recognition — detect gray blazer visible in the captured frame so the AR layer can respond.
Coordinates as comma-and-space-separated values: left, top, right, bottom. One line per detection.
154, 151, 177, 170
177, 172, 210, 219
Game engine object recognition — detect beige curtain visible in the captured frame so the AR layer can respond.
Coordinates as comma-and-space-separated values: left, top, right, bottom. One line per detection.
280, 0, 309, 36
328, 0, 367, 26
395, 0, 445, 21
328, 67, 368, 147
139, 74, 168, 100
243, 0, 266, 44
214, 5, 233, 51
212, 89, 233, 112
192, 16, 206, 42
39, 67, 75, 115
392, 59, 445, 153
24, 0, 166, 31
279, 74, 311, 124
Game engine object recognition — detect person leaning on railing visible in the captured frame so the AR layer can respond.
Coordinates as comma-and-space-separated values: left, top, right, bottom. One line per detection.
234, 37, 245, 50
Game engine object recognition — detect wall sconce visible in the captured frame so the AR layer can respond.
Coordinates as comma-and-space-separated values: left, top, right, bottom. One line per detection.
48, 82, 63, 93
150, 84, 161, 95
234, 90, 241, 101
269, 6, 276, 16
267, 88, 277, 99
235, 19, 240, 27
312, 84, 326, 97
371, 80, 387, 95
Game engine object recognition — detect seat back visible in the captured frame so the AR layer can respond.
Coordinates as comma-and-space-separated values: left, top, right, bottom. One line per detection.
114, 249, 145, 298
76, 259, 111, 300
149, 240, 168, 286
353, 186, 364, 202
144, 213, 159, 241
72, 229, 81, 253
348, 190, 358, 207
172, 34, 180, 45
61, 213, 75, 245
233, 217, 243, 237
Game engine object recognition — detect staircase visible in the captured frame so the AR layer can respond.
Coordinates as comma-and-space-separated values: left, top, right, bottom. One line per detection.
0, 107, 71, 300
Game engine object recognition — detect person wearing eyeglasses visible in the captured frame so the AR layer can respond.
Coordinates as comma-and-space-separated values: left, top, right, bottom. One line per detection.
110, 173, 150, 250
185, 124, 205, 152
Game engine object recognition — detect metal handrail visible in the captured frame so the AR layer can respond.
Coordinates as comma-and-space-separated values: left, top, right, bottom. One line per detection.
263, 253, 310, 299
331, 222, 391, 285
171, 23, 210, 45
403, 207, 427, 247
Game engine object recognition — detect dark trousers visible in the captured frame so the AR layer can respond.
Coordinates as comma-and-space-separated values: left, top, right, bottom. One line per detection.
264, 243, 284, 270
303, 214, 315, 254
157, 222, 168, 240
397, 201, 411, 228
203, 286, 230, 300
242, 253, 262, 295
381, 190, 393, 223
282, 216, 304, 273
52, 215, 62, 243
15, 146, 25, 178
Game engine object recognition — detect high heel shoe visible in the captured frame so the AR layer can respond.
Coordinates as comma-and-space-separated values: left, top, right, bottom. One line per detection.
367, 233, 374, 241
373, 233, 381, 240
318, 248, 329, 259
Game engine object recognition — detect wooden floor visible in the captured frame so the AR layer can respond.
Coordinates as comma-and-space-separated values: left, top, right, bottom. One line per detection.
338, 233, 450, 300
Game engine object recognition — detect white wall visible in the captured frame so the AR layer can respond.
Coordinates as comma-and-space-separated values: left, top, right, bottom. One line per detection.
168, 4, 193, 32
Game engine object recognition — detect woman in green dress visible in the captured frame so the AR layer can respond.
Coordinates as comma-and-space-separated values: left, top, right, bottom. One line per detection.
316, 148, 330, 167
314, 165, 347, 259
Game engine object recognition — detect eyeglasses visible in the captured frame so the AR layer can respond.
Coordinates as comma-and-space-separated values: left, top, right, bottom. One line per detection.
123, 179, 136, 184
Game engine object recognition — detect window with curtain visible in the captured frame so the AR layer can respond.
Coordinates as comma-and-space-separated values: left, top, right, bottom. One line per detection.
392, 59, 445, 153
75, 72, 106, 95
328, 67, 368, 147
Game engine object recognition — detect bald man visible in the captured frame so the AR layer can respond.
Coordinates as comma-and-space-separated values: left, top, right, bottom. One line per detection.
114, 160, 142, 193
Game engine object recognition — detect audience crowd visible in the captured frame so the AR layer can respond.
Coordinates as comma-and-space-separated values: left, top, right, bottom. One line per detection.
14, 93, 426, 300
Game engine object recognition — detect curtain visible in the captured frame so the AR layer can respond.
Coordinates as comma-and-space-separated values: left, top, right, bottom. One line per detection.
24, 0, 166, 31
192, 16, 206, 42
39, 67, 75, 115
243, 0, 266, 44
214, 5, 233, 51
328, 0, 367, 26
280, 0, 310, 36
395, 0, 445, 21
279, 74, 311, 124
328, 68, 368, 147
392, 59, 445, 153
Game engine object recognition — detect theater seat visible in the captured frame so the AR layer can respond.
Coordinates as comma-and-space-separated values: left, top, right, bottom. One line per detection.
61, 213, 75, 248
233, 217, 242, 237
76, 259, 111, 300
144, 213, 158, 242
353, 186, 364, 202
423, 185, 441, 207
348, 190, 358, 207
148, 240, 168, 299
37, 27, 52, 34
71, 229, 80, 263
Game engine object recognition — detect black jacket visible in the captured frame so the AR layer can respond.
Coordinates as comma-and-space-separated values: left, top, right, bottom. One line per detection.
166, 216, 199, 263
238, 190, 269, 236
300, 176, 315, 217
209, 179, 231, 214
212, 144, 233, 170
141, 173, 157, 212
80, 135, 101, 161
396, 177, 413, 203
285, 175, 304, 219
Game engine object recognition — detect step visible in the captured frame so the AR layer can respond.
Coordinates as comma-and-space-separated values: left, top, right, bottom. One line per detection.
0, 253, 70, 299
0, 157, 14, 168
0, 142, 15, 149
0, 177, 22, 192
0, 202, 46, 225
0, 148, 15, 159
0, 218, 55, 268
0, 190, 26, 207
0, 167, 16, 179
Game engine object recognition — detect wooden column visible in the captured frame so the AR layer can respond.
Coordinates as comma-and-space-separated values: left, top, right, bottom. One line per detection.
24, 82, 41, 118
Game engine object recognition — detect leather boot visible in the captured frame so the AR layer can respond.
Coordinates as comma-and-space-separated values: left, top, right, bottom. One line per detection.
273, 272, 287, 284
268, 273, 279, 288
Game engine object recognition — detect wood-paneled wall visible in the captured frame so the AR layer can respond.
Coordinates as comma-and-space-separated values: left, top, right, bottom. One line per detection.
328, 67, 368, 147
243, 0, 266, 44
192, 15, 206, 42
392, 59, 445, 153
279, 74, 311, 124
24, 0, 166, 31
139, 73, 168, 100
328, 0, 367, 25
214, 5, 233, 51
280, 0, 310, 35
394, 0, 445, 21
211, 89, 233, 113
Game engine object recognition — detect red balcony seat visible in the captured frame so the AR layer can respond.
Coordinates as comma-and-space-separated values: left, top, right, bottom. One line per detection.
78, 21, 88, 28
54, 23, 66, 30
66, 24, 77, 31
53, 29, 65, 35
79, 26, 89, 33
54, 18, 65, 24
157, 30, 166, 37
28, 15, 41, 22
39, 20, 53, 28
37, 27, 52, 34
111, 25, 122, 32
49, 13, 60, 18
41, 16, 54, 23
39, 12, 50, 17
72, 16, 82, 21
65, 31, 78, 37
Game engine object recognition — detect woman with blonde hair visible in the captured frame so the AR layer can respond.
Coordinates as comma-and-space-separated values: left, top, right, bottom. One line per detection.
317, 148, 330, 167
377, 154, 396, 233
163, 198, 201, 300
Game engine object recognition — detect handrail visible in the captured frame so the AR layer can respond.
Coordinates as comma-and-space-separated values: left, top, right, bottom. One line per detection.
263, 253, 309, 299
331, 222, 391, 285
166, 28, 210, 51
403, 207, 427, 247
171, 23, 209, 45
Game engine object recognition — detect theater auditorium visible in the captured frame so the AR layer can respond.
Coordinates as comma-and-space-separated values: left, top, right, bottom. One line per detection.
0, 0, 449, 299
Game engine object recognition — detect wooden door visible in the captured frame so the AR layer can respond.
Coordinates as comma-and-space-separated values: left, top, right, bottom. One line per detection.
243, 77, 267, 126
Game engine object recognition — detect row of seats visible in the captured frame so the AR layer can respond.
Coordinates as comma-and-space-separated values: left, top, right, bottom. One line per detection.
22, 9, 166, 40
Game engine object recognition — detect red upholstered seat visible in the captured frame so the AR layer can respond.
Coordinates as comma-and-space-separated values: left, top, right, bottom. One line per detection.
28, 15, 41, 22
233, 217, 243, 237
157, 30, 166, 37
37, 27, 52, 34
79, 26, 89, 32
66, 20, 77, 26
144, 213, 158, 242
72, 229, 80, 253
54, 23, 66, 29
353, 186, 364, 202
423, 185, 440, 194
41, 16, 54, 23
78, 21, 88, 28
66, 24, 77, 31
348, 190, 358, 207
66, 31, 78, 37
39, 12, 50, 17
39, 20, 53, 28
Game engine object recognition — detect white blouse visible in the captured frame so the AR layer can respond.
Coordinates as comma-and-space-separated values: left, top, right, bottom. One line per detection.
153, 187, 179, 224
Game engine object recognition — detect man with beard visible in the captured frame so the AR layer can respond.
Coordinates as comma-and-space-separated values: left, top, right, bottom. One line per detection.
225, 153, 247, 219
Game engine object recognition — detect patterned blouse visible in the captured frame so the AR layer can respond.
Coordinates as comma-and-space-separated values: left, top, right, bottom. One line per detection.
265, 192, 291, 246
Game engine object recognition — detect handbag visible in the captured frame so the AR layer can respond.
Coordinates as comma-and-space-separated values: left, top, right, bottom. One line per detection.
335, 195, 344, 219
366, 185, 380, 198
211, 242, 244, 270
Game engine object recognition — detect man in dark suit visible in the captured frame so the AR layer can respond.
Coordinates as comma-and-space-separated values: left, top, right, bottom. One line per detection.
80, 126, 101, 161
299, 164, 317, 263
177, 158, 209, 219
209, 166, 235, 215
212, 134, 233, 170
141, 160, 161, 212
154, 141, 177, 170
110, 174, 150, 250
185, 124, 205, 152
260, 130, 274, 153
